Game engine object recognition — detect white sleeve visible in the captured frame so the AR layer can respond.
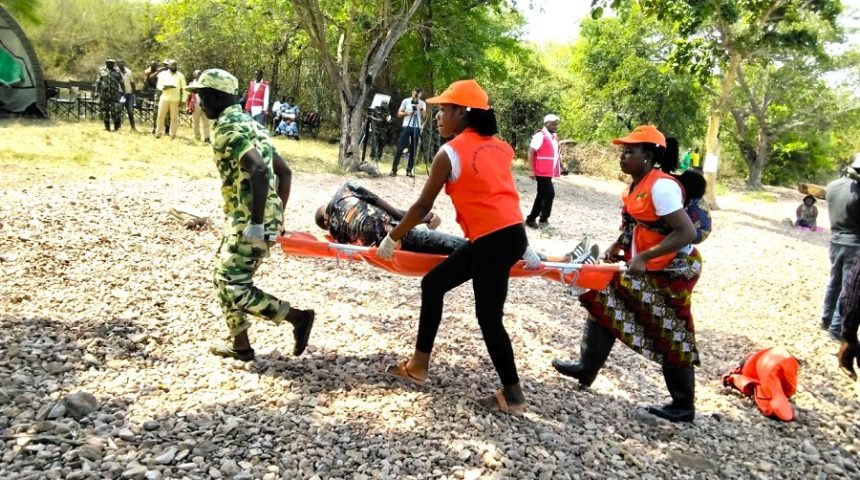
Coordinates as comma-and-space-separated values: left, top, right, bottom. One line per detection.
441, 144, 461, 182
651, 178, 684, 216
529, 132, 544, 150
263, 85, 270, 111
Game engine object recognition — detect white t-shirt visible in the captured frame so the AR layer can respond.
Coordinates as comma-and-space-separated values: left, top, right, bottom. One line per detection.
399, 98, 426, 128
441, 144, 461, 182
650, 178, 684, 216
529, 128, 559, 169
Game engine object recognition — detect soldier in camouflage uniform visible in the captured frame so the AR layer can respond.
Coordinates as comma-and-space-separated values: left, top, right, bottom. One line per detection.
95, 58, 123, 131
187, 69, 315, 361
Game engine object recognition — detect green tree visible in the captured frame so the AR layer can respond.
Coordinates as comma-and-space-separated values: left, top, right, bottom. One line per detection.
560, 9, 707, 147
593, 0, 842, 200
1, 0, 41, 24
726, 52, 860, 187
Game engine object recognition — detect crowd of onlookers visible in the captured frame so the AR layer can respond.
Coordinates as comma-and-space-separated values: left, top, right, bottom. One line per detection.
93, 59, 303, 142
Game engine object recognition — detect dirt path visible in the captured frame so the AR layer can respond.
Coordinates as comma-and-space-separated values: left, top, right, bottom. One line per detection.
1, 168, 857, 479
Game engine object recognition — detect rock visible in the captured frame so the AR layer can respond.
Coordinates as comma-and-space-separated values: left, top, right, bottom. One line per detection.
801, 441, 819, 456
118, 428, 135, 441
143, 420, 161, 431
47, 402, 66, 419
233, 472, 253, 480
62, 392, 99, 420
823, 463, 844, 475
668, 451, 718, 473
78, 445, 103, 461
539, 470, 554, 480
756, 461, 774, 472
128, 333, 148, 343
463, 469, 482, 480
121, 464, 148, 479
154, 446, 177, 465
144, 472, 162, 480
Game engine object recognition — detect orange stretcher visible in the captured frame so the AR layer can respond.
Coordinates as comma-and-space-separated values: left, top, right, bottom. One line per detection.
276, 232, 624, 290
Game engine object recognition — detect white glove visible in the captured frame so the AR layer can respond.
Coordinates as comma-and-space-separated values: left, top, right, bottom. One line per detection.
377, 234, 397, 260
242, 223, 266, 242
522, 245, 542, 270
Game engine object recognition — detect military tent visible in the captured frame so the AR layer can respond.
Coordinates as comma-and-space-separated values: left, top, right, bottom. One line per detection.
0, 5, 46, 116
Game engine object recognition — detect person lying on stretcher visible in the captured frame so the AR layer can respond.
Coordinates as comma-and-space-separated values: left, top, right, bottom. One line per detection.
315, 181, 466, 254
315, 182, 602, 263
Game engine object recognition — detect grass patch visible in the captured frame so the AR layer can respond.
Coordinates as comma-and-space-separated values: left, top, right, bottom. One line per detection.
740, 189, 779, 203
0, 119, 344, 185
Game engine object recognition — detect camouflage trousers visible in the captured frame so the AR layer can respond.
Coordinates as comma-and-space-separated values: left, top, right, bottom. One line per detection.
99, 100, 121, 125
213, 234, 290, 337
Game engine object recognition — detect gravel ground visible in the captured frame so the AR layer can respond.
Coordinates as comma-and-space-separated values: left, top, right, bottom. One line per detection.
1, 169, 859, 480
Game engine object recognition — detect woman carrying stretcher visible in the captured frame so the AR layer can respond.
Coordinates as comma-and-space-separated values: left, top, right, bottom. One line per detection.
376, 79, 542, 415
552, 125, 702, 422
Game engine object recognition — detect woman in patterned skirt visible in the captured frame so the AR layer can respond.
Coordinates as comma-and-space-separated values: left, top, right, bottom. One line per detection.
552, 125, 700, 422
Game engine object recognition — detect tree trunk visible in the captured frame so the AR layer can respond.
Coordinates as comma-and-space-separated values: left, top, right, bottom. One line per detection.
746, 134, 769, 189
703, 50, 743, 209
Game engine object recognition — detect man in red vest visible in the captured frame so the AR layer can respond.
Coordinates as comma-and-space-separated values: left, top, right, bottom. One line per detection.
525, 114, 561, 229
244, 69, 270, 126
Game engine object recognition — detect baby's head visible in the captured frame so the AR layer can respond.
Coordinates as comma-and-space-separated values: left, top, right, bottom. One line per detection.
802, 194, 816, 207
677, 170, 706, 201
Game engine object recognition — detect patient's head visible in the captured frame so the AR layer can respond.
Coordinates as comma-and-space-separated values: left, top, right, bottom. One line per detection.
315, 205, 328, 230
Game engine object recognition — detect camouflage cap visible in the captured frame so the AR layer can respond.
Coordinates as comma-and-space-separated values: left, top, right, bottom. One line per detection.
186, 68, 239, 95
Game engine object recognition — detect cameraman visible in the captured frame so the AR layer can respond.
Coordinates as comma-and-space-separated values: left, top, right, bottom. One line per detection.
390, 88, 426, 178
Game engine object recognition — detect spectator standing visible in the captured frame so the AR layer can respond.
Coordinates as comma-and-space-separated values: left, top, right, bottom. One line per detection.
390, 88, 426, 178
117, 59, 137, 131
95, 58, 123, 132
187, 69, 210, 142
155, 60, 187, 139
821, 155, 860, 341
244, 69, 270, 126
525, 114, 561, 229
690, 147, 701, 172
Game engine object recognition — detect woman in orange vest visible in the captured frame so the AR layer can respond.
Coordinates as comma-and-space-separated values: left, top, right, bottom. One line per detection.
376, 79, 541, 415
552, 125, 700, 422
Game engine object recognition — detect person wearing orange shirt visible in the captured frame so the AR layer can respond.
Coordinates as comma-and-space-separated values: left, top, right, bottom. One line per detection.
376, 79, 541, 415
552, 125, 701, 422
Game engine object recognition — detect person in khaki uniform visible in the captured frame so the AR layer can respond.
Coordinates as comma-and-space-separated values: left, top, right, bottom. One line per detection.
186, 68, 315, 361
155, 60, 186, 138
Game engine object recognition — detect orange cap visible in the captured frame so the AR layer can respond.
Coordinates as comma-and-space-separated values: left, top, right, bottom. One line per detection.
425, 79, 490, 110
612, 125, 666, 148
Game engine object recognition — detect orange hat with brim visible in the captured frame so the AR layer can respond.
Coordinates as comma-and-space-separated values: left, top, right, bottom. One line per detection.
612, 125, 666, 148
425, 79, 490, 110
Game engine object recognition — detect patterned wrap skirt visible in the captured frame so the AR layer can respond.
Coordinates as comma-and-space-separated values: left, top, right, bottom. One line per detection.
579, 249, 702, 368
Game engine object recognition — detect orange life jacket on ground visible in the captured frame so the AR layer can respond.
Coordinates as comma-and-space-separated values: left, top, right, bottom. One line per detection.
722, 347, 799, 422
444, 128, 523, 241
622, 169, 684, 270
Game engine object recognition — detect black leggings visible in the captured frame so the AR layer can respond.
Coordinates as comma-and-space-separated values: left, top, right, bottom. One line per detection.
416, 224, 527, 386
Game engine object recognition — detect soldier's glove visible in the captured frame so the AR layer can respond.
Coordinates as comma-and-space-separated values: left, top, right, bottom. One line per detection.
376, 234, 397, 260
837, 340, 860, 381
242, 223, 266, 243
522, 245, 542, 270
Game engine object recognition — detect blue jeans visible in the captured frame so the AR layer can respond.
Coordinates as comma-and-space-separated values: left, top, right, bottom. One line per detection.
252, 113, 266, 127
822, 243, 860, 334
121, 93, 136, 129
400, 228, 466, 255
391, 126, 420, 174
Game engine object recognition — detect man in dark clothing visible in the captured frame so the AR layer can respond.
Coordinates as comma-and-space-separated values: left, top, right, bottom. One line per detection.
838, 258, 860, 379
315, 182, 465, 255
821, 155, 860, 341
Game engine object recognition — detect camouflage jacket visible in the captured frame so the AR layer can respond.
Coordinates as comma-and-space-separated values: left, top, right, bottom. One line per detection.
211, 104, 284, 235
96, 66, 123, 101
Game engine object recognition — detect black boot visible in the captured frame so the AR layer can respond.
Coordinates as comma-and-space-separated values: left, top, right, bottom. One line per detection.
647, 364, 695, 422
552, 320, 615, 387
104, 119, 111, 131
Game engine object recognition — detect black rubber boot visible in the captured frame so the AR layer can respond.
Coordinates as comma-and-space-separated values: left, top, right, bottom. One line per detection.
647, 364, 695, 422
552, 320, 615, 387
103, 119, 111, 131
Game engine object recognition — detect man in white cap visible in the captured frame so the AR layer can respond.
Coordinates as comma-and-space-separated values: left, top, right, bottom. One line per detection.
525, 114, 561, 229
821, 153, 860, 341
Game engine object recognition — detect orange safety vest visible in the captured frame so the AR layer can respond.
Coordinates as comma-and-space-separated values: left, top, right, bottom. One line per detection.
722, 347, 799, 422
622, 169, 684, 270
444, 128, 523, 241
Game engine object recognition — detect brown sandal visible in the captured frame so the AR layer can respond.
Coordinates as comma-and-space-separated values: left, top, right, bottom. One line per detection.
476, 389, 527, 416
385, 360, 428, 385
